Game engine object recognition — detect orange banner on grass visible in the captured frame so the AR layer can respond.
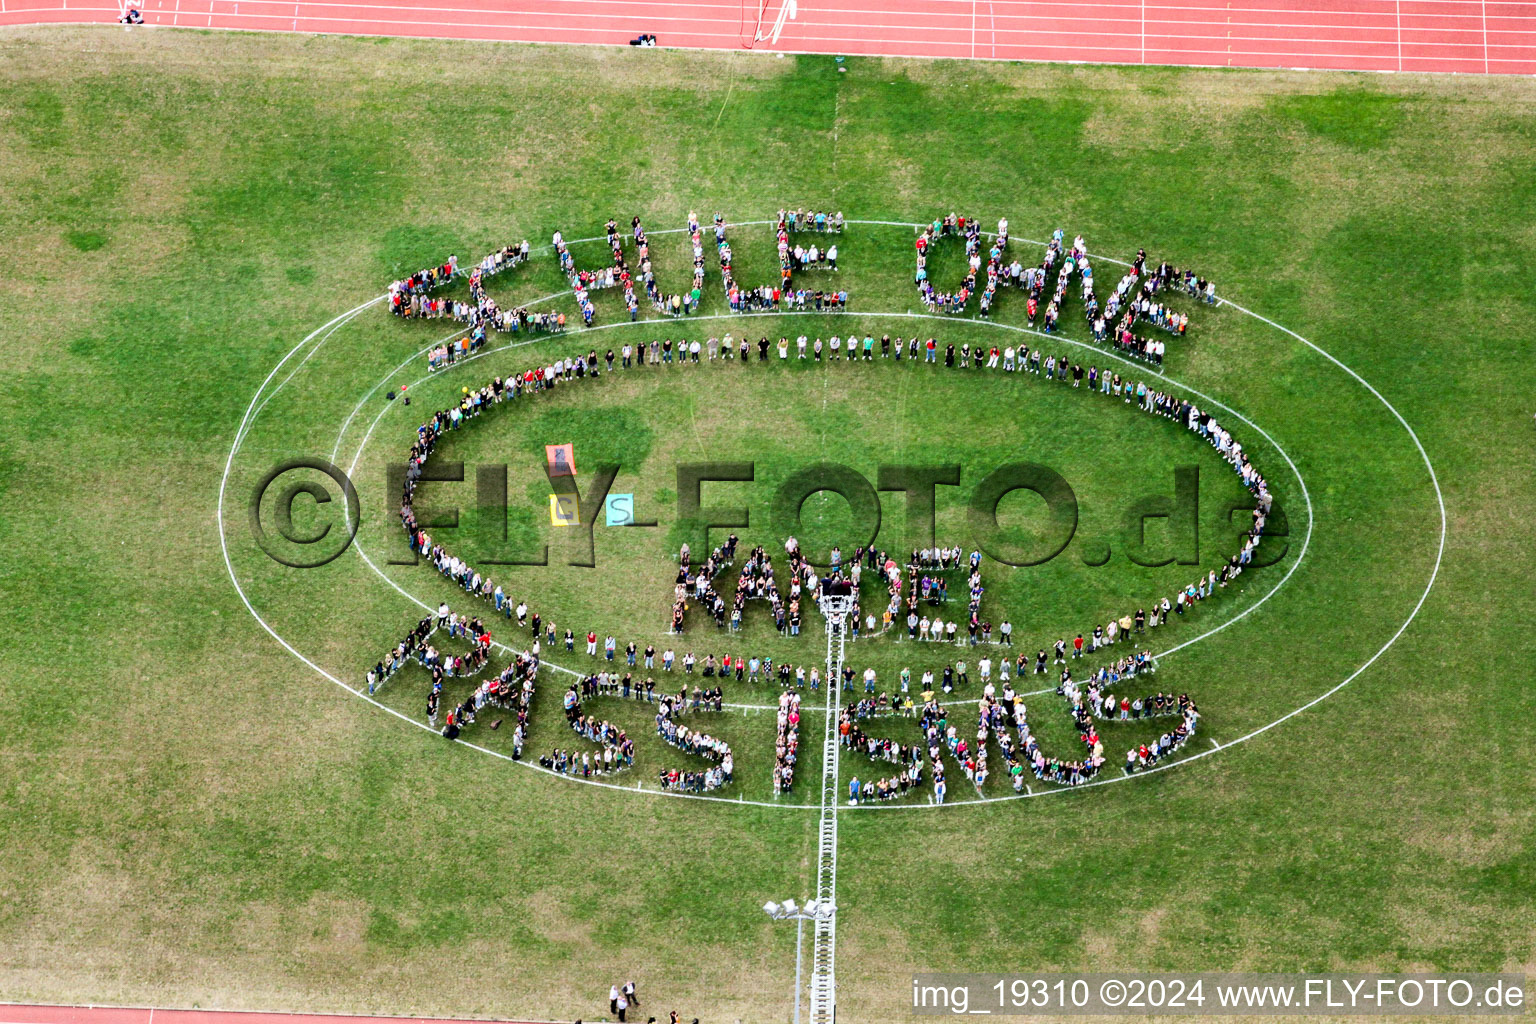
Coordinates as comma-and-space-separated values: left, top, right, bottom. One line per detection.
545, 443, 576, 477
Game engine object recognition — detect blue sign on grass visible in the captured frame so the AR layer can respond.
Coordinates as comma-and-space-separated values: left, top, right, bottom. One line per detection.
605, 493, 636, 527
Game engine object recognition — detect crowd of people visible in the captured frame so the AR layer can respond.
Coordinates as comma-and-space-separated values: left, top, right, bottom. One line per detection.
637, 212, 852, 320
773, 689, 801, 795
1062, 670, 1202, 775
544, 671, 733, 790
401, 328, 1269, 665
654, 688, 734, 792
899, 545, 988, 645
362, 606, 541, 752
931, 681, 1091, 792
386, 222, 1213, 356
841, 701, 926, 802
364, 606, 490, 695
552, 678, 636, 777
781, 209, 845, 233
671, 535, 894, 644
911, 221, 1215, 367
395, 608, 540, 755
913, 214, 1006, 316
832, 639, 1190, 802
389, 243, 575, 340
670, 534, 740, 633
604, 981, 641, 1023
389, 213, 863, 338
385, 277, 1274, 791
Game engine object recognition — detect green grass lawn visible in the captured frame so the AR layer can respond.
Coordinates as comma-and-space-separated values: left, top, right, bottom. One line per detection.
1, 25, 1534, 1024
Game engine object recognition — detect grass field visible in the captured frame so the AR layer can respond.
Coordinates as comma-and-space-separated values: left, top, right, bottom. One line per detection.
2, 25, 1535, 1024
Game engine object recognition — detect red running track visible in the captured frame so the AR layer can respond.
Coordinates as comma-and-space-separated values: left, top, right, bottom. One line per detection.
0, 1006, 557, 1024
1, 0, 1534, 73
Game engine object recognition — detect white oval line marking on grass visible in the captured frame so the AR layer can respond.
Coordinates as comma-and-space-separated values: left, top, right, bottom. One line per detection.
327, 288, 571, 465
337, 306, 1309, 804
221, 220, 1443, 809
246, 302, 376, 437
343, 308, 1312, 676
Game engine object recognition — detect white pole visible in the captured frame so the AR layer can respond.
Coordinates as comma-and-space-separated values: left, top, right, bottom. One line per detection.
794, 914, 805, 1024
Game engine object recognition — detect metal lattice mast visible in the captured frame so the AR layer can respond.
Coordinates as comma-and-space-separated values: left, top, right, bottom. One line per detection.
810, 592, 851, 1024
